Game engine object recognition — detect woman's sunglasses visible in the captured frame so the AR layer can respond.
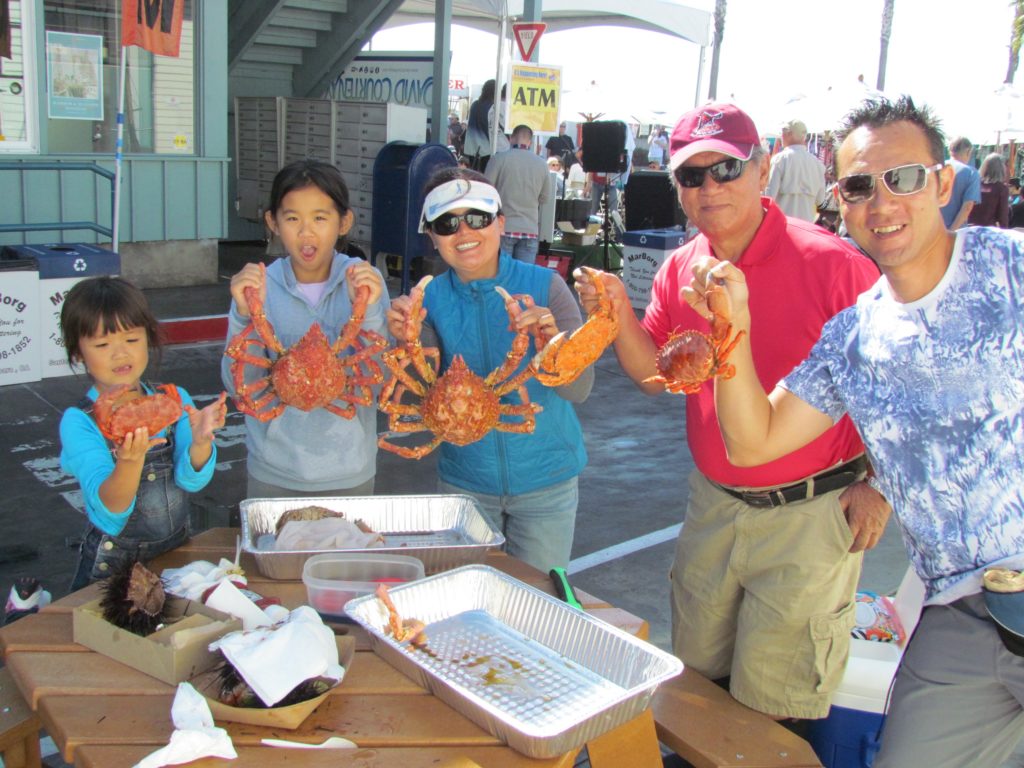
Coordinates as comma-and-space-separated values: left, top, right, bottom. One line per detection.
673, 158, 748, 189
428, 210, 495, 236
836, 163, 945, 204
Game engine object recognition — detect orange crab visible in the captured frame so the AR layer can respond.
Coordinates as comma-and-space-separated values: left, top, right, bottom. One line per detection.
375, 583, 427, 646
93, 384, 183, 443
643, 284, 746, 395
519, 266, 620, 387
225, 266, 387, 421
377, 276, 541, 460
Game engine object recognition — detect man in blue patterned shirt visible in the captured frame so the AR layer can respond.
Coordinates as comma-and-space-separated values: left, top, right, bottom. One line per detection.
686, 96, 1024, 768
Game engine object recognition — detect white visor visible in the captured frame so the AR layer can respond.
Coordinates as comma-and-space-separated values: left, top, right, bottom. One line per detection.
419, 179, 502, 233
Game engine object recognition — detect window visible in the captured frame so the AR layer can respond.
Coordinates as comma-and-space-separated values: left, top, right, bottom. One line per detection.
43, 0, 195, 155
0, 0, 39, 152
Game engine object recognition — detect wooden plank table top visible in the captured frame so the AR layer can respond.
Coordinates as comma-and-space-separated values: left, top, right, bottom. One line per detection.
1, 528, 662, 768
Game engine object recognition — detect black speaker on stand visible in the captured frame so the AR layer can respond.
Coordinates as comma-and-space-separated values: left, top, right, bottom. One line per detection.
624, 170, 686, 232
581, 121, 628, 271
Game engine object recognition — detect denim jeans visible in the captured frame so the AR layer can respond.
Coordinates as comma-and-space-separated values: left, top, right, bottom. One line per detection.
500, 235, 540, 265
438, 476, 578, 572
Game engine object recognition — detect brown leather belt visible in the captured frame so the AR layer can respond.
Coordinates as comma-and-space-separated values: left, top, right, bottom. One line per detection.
715, 455, 868, 509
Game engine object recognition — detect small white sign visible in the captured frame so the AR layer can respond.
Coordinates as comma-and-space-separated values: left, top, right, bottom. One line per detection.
0, 269, 42, 386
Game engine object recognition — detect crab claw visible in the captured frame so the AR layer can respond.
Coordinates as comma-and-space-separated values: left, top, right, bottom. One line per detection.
532, 331, 566, 372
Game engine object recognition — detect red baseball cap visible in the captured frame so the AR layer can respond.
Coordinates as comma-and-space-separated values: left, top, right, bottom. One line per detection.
669, 102, 761, 170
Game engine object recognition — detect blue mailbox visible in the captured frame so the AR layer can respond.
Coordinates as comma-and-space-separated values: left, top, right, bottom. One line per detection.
371, 142, 457, 296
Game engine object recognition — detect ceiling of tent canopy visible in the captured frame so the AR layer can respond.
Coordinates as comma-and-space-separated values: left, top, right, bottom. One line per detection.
387, 0, 712, 46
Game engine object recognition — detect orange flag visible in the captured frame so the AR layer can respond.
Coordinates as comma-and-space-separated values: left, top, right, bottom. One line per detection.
122, 0, 184, 57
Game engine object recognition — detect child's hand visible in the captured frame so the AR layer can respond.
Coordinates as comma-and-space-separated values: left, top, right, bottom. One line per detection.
347, 263, 384, 306
230, 263, 265, 318
185, 391, 228, 445
115, 427, 162, 463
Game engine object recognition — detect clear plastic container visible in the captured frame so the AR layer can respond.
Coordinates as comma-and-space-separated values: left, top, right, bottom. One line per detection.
302, 553, 425, 618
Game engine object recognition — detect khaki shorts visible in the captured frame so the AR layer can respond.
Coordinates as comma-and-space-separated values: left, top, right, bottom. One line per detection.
670, 470, 862, 719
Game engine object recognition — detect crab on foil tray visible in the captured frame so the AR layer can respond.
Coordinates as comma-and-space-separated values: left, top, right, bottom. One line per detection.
240, 494, 504, 579
346, 565, 683, 758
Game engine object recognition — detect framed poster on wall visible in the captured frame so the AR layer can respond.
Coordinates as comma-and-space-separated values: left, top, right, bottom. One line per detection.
46, 31, 103, 120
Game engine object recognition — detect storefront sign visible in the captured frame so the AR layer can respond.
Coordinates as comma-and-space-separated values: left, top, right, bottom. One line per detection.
508, 63, 561, 134
46, 31, 103, 120
326, 52, 437, 108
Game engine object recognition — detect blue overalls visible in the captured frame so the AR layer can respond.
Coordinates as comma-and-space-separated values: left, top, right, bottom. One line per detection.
69, 394, 191, 591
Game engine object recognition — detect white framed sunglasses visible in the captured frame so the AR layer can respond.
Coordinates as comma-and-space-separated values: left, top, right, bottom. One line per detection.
836, 162, 945, 204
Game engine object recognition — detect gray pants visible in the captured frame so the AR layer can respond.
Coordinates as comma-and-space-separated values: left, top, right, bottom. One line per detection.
876, 593, 1024, 767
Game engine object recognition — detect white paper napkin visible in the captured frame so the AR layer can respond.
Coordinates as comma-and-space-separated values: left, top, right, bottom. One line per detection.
132, 683, 237, 768
209, 606, 344, 707
161, 559, 248, 601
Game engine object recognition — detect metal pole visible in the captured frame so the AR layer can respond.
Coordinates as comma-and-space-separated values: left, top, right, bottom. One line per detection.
491, 7, 507, 158
112, 51, 127, 253
694, 45, 706, 107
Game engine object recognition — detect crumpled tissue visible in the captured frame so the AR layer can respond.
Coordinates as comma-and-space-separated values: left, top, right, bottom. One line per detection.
133, 682, 237, 768
209, 605, 344, 707
161, 558, 247, 601
275, 517, 384, 551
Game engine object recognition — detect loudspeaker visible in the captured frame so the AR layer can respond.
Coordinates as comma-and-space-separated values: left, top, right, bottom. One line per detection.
624, 170, 686, 232
581, 121, 629, 173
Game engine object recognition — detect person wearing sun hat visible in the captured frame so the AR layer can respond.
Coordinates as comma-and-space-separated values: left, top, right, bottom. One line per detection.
573, 101, 885, 721
387, 166, 594, 573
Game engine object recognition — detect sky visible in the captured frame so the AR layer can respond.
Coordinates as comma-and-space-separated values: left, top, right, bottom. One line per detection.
370, 0, 1021, 143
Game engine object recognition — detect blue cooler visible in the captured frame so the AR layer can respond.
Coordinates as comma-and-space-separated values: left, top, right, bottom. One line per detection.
2, 243, 120, 378
808, 570, 924, 768
619, 227, 687, 310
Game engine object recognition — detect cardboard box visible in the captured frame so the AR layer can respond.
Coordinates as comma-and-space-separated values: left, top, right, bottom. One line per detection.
73, 597, 241, 685
620, 228, 688, 310
556, 220, 601, 247
192, 635, 355, 729
0, 259, 41, 386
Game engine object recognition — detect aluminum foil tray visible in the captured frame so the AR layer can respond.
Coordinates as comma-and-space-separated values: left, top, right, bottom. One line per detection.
240, 495, 504, 579
345, 564, 683, 758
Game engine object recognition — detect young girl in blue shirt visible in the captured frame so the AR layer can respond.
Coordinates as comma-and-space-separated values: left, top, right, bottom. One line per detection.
60, 277, 227, 590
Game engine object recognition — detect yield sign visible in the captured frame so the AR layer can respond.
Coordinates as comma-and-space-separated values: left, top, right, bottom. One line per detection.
512, 22, 546, 62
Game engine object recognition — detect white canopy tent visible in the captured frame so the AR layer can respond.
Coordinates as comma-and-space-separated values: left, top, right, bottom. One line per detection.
383, 0, 711, 144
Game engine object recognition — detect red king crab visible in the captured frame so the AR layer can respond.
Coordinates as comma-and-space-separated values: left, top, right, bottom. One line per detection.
643, 283, 746, 395
507, 266, 619, 387
377, 276, 541, 460
93, 384, 183, 443
225, 265, 387, 421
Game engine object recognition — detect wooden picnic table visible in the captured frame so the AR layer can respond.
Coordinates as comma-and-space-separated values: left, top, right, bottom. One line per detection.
0, 527, 664, 768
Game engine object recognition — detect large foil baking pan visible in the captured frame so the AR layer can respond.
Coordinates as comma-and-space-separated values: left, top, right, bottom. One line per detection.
240, 495, 504, 579
345, 564, 683, 758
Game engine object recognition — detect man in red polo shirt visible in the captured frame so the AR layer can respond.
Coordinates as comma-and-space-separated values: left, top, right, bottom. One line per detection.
575, 102, 890, 722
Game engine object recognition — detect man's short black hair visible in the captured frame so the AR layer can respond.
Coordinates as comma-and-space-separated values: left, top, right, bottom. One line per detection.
833, 95, 946, 177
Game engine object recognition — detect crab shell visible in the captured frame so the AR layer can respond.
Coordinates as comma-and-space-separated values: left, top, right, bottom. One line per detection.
93, 384, 183, 443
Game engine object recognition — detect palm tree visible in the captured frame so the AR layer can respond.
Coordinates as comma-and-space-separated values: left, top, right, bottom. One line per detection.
1007, 0, 1024, 84
707, 0, 726, 100
877, 0, 894, 91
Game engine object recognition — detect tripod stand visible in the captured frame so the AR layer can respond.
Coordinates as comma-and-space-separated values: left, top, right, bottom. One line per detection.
595, 175, 623, 273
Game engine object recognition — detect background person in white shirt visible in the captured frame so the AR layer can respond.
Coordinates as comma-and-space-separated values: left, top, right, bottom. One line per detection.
765, 119, 827, 222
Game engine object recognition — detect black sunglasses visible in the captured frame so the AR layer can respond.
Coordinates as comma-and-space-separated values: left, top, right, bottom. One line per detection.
428, 210, 495, 236
673, 158, 749, 188
836, 163, 945, 204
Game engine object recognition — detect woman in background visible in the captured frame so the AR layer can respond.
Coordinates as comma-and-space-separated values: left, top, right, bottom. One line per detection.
968, 152, 1010, 228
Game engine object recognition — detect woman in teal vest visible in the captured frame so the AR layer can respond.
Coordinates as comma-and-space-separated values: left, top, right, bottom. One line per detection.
385, 167, 592, 571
